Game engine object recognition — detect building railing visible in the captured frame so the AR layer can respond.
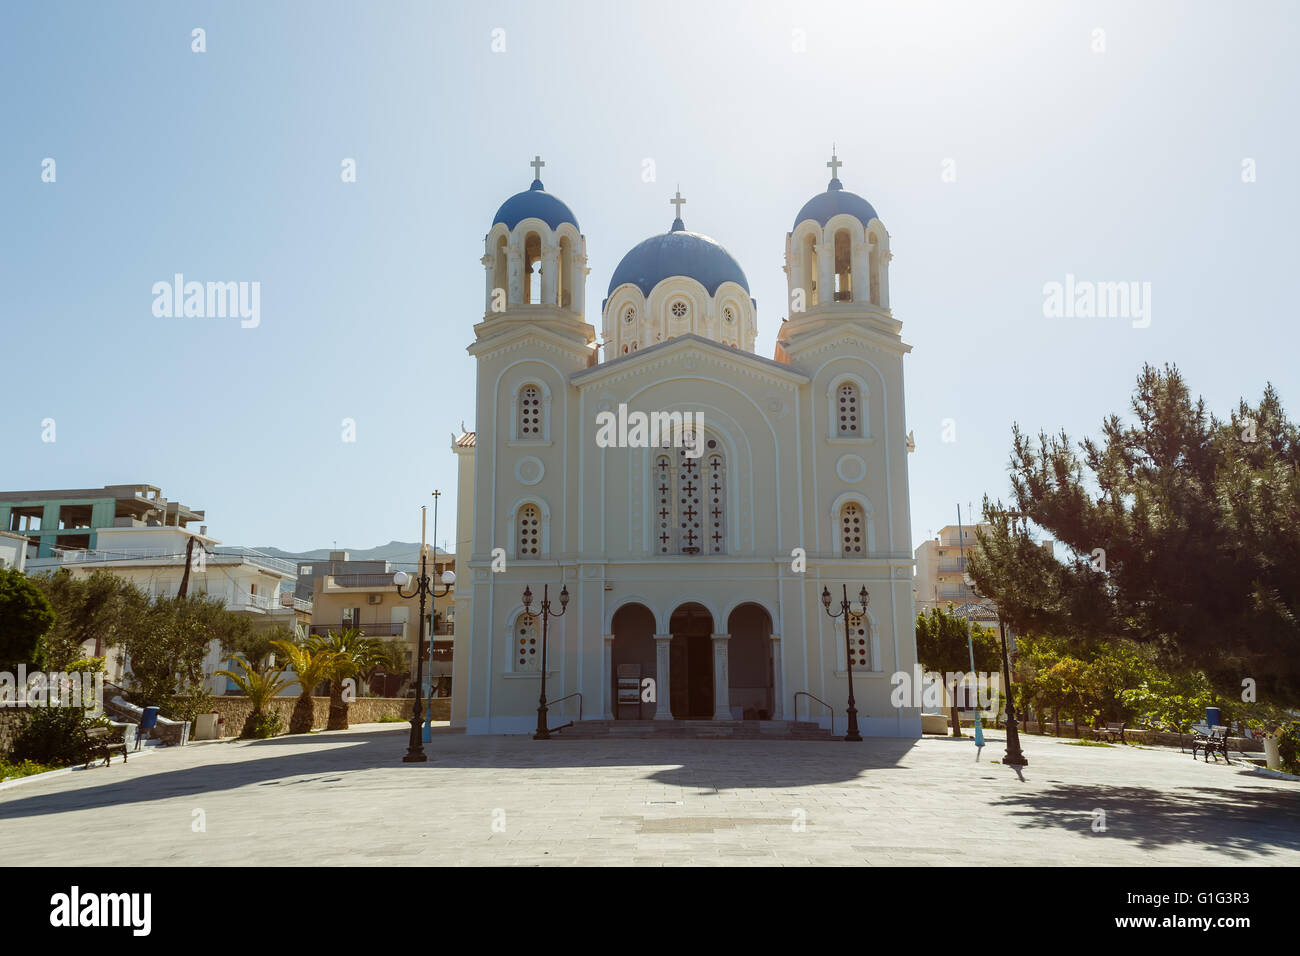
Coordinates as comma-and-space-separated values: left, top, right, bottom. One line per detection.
327, 572, 454, 590
327, 573, 399, 589
308, 622, 407, 638
46, 545, 297, 577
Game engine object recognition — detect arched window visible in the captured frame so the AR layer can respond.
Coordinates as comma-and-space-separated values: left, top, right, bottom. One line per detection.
655, 453, 674, 554
802, 233, 818, 306
837, 383, 861, 436
705, 448, 725, 554
558, 236, 572, 308
840, 502, 864, 556
524, 232, 542, 304
493, 235, 508, 301
517, 504, 541, 558
654, 435, 724, 555
833, 229, 852, 301
514, 613, 540, 672
846, 613, 871, 670
517, 384, 543, 438
868, 233, 880, 306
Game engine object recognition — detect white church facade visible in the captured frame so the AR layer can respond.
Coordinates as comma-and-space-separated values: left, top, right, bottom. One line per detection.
450, 155, 921, 737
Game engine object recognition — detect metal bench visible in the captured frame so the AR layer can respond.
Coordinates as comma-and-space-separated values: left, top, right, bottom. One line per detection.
1190, 724, 1230, 763
83, 725, 129, 768
1093, 721, 1127, 743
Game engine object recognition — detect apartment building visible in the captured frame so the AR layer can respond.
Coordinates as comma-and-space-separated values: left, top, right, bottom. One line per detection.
0, 483, 204, 559
305, 550, 455, 697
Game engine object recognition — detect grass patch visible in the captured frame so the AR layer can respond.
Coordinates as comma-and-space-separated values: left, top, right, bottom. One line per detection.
377, 715, 406, 723
1065, 739, 1113, 747
0, 758, 58, 782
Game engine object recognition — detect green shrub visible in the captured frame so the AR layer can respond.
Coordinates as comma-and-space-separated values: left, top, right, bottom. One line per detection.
246, 711, 282, 740
1277, 721, 1300, 776
11, 708, 108, 766
0, 758, 56, 781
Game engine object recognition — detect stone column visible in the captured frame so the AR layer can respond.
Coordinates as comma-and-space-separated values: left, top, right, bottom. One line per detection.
769, 633, 783, 720
506, 247, 523, 305
574, 252, 589, 315
850, 240, 870, 305
711, 633, 731, 721
540, 247, 559, 305
481, 254, 496, 310
602, 634, 615, 719
653, 634, 673, 720
815, 240, 834, 307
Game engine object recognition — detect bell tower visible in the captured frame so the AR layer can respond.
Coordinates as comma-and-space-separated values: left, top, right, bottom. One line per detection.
783, 149, 891, 327
480, 156, 590, 325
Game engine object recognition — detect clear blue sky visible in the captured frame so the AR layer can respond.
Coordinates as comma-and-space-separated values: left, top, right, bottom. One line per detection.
3, 1, 1296, 554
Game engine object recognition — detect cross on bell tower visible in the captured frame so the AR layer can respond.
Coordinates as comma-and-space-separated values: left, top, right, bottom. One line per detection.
530, 154, 545, 186
669, 188, 686, 231
826, 147, 843, 189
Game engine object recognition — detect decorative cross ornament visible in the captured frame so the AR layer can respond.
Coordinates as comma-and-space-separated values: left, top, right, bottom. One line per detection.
530, 155, 545, 179
826, 148, 842, 179
670, 189, 686, 218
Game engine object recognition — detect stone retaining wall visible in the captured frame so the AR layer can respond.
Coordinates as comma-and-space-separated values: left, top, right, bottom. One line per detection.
209, 696, 450, 737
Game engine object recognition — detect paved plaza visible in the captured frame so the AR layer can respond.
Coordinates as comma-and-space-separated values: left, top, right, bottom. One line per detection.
2, 725, 1297, 866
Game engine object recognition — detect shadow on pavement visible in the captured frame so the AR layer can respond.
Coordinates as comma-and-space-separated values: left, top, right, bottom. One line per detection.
0, 725, 917, 820
996, 779, 1300, 858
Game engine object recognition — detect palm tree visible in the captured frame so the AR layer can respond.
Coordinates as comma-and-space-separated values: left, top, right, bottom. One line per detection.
306, 628, 386, 730
271, 639, 341, 734
215, 655, 295, 739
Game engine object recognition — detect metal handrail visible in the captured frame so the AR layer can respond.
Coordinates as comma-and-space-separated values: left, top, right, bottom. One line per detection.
551, 692, 583, 721
794, 692, 835, 737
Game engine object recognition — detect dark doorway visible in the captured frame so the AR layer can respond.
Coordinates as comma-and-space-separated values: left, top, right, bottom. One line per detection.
669, 603, 713, 719
727, 603, 774, 720
611, 603, 655, 719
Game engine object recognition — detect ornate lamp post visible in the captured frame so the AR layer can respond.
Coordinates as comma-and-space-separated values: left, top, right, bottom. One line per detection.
393, 497, 455, 763
821, 583, 870, 742
523, 582, 568, 740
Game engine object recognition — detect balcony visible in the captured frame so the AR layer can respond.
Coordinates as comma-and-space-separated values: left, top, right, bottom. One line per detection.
308, 622, 407, 638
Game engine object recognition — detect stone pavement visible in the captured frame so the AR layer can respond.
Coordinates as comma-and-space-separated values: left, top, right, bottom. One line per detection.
1, 725, 1296, 866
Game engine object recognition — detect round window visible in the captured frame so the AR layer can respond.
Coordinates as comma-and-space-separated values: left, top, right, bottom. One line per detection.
671, 301, 688, 318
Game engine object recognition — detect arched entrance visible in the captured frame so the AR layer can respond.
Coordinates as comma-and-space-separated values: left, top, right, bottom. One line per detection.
727, 603, 775, 720
669, 603, 713, 719
611, 603, 655, 719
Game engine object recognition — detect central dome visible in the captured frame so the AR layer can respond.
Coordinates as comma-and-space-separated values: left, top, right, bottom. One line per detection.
607, 224, 749, 298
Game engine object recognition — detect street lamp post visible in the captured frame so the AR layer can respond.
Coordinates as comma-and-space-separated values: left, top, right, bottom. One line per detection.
964, 515, 1028, 767
394, 497, 455, 763
821, 583, 870, 742
522, 582, 568, 739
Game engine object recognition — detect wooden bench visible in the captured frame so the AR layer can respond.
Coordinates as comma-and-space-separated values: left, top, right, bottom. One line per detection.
83, 725, 129, 768
1093, 721, 1127, 743
1190, 725, 1230, 763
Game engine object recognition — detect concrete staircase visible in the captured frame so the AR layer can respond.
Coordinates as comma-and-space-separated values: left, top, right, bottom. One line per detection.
552, 719, 836, 740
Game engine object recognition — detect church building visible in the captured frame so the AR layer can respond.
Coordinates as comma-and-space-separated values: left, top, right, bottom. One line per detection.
450, 154, 920, 737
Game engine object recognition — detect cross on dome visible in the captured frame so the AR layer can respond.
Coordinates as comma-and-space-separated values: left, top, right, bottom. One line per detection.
529, 154, 546, 189
670, 188, 686, 231
826, 147, 843, 190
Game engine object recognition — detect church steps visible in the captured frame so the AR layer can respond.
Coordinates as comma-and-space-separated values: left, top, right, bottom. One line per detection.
551, 719, 835, 740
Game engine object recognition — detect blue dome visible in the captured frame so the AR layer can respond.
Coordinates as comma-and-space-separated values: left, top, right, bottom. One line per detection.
792, 178, 879, 231
607, 224, 749, 297
492, 179, 580, 231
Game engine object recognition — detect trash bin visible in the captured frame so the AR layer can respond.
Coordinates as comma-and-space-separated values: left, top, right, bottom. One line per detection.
1205, 707, 1222, 728
194, 712, 220, 741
